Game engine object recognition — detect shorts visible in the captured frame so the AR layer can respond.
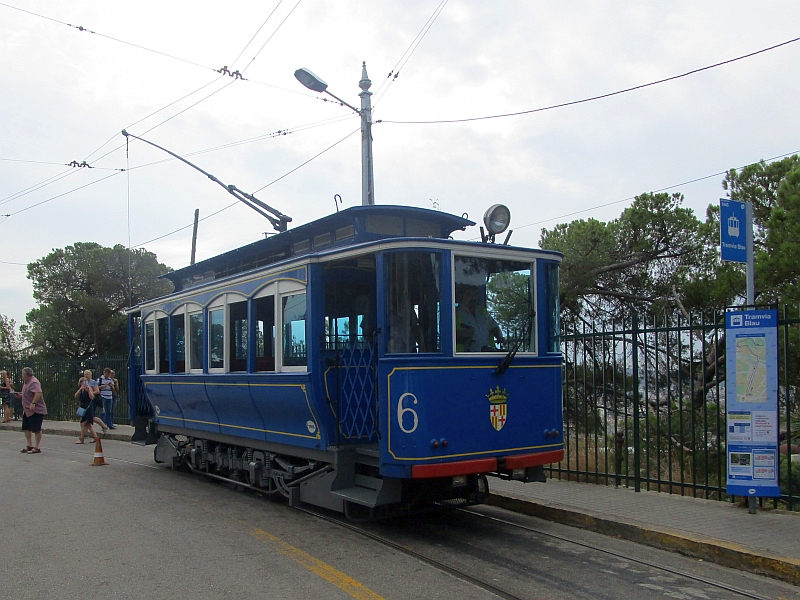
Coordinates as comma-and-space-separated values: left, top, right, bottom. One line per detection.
79, 406, 94, 424
22, 413, 44, 433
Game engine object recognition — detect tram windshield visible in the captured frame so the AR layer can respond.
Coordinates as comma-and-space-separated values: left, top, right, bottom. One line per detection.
454, 256, 534, 353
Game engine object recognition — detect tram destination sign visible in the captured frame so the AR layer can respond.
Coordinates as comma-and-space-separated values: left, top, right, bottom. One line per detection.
725, 309, 780, 498
720, 199, 749, 263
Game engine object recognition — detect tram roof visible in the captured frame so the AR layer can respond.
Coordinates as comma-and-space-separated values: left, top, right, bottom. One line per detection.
163, 205, 474, 292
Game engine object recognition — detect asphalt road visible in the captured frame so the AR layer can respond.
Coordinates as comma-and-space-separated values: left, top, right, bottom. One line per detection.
2, 430, 798, 600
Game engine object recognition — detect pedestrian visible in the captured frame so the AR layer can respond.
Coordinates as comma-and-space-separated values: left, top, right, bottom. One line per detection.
13, 366, 47, 454
74, 369, 102, 443
1, 370, 11, 423
109, 369, 119, 429
98, 368, 117, 430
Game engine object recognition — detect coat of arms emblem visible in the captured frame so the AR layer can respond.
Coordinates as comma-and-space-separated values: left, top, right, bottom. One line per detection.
487, 386, 508, 431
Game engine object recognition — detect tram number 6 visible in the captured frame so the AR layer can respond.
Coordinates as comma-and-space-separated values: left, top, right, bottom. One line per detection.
397, 392, 419, 434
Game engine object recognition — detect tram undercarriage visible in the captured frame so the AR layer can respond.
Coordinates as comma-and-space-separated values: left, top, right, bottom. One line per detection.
153, 432, 491, 518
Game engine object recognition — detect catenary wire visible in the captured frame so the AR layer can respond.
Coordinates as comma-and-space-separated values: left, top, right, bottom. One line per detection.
0, 76, 228, 207
482, 148, 800, 240
229, 1, 283, 70
82, 75, 226, 163
132, 128, 360, 247
0, 77, 237, 215
373, 0, 449, 106
380, 35, 800, 124
0, 169, 79, 206
0, 1, 216, 73
0, 158, 120, 170
0, 1, 328, 104
252, 127, 359, 193
5, 171, 122, 217
125, 114, 357, 172
240, 0, 303, 74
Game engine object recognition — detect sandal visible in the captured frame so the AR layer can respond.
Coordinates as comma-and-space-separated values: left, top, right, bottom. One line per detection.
27, 448, 41, 454
74, 439, 85, 444
20, 446, 32, 453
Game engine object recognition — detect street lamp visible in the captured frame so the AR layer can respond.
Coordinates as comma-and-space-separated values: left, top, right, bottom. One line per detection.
295, 63, 375, 206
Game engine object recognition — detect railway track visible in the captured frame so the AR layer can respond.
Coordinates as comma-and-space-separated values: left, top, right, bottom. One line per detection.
295, 503, 777, 600
65, 446, 785, 600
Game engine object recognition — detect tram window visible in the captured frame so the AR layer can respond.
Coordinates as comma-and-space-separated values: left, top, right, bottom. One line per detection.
366, 215, 403, 236
282, 293, 307, 367
544, 263, 560, 353
454, 256, 534, 353
208, 309, 224, 370
145, 321, 155, 371
171, 314, 186, 373
157, 316, 169, 373
188, 312, 203, 370
406, 218, 439, 238
385, 252, 441, 353
228, 300, 248, 372
254, 296, 275, 372
323, 256, 376, 349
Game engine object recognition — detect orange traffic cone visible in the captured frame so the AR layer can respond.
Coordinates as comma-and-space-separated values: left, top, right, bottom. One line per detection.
92, 437, 108, 466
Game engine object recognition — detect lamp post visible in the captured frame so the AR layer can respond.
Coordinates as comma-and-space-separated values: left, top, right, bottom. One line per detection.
295, 63, 375, 206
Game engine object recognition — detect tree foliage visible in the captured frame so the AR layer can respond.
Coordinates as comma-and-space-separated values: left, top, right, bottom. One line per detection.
24, 243, 172, 359
0, 314, 24, 361
539, 192, 721, 318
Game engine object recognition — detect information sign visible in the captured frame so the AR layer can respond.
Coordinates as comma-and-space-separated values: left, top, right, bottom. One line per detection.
720, 199, 748, 263
725, 309, 780, 498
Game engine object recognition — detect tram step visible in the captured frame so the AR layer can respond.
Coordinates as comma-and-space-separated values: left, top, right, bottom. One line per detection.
331, 485, 381, 507
354, 446, 380, 467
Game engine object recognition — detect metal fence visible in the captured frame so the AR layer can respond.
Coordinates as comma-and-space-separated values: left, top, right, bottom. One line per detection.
546, 307, 800, 510
0, 356, 131, 424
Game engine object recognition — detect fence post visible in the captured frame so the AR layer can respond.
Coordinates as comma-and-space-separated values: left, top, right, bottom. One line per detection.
632, 312, 641, 493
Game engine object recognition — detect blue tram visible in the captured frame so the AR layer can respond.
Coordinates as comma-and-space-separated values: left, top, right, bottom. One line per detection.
127, 204, 563, 516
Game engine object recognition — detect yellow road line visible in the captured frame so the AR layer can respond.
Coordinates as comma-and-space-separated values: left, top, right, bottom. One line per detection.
250, 528, 386, 600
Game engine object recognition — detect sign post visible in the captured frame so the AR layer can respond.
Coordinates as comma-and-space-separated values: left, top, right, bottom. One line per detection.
725, 310, 780, 512
720, 199, 754, 304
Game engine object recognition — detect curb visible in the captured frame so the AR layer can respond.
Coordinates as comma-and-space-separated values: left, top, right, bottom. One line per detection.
0, 422, 132, 443
488, 493, 800, 586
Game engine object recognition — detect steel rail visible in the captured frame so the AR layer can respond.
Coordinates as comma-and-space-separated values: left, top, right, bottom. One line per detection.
294, 505, 527, 600
458, 508, 773, 600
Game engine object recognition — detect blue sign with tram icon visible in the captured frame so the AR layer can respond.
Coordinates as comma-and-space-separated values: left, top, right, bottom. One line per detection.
720, 199, 748, 263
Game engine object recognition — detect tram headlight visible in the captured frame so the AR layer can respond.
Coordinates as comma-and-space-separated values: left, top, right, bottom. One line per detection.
483, 204, 511, 235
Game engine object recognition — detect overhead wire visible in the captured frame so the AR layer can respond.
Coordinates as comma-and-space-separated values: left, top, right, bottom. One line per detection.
0, 1, 216, 73
240, 0, 303, 75
228, 1, 284, 69
0, 76, 237, 215
373, 0, 449, 106
381, 35, 800, 124
0, 169, 79, 206
0, 76, 229, 208
4, 171, 122, 217
0, 1, 330, 105
498, 148, 800, 237
123, 114, 357, 172
132, 128, 360, 247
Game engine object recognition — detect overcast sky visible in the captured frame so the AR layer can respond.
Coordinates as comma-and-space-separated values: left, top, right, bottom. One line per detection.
1, 1, 799, 326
